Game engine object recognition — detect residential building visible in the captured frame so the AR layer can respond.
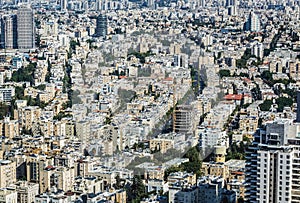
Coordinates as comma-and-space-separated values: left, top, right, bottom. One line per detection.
149, 138, 174, 153
0, 87, 15, 102
244, 12, 261, 32
0, 117, 19, 139
245, 119, 300, 202
15, 181, 39, 203
0, 160, 16, 188
0, 188, 17, 203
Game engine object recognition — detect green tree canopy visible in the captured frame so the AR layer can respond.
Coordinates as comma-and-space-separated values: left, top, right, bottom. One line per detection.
259, 100, 273, 111
276, 97, 293, 112
219, 69, 231, 78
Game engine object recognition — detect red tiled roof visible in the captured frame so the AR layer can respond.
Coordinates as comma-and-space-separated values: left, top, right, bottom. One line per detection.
164, 77, 173, 81
243, 78, 251, 83
45, 165, 55, 170
224, 94, 243, 100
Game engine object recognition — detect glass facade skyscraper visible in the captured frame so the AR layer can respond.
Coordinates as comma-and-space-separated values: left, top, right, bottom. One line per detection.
0, 14, 17, 49
95, 14, 107, 38
17, 6, 34, 49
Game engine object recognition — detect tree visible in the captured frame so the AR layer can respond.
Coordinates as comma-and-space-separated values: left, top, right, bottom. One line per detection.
219, 69, 231, 78
70, 39, 79, 51
181, 147, 202, 177
164, 165, 181, 180
128, 51, 154, 64
226, 142, 247, 160
238, 197, 244, 203
0, 103, 10, 119
261, 70, 273, 82
276, 97, 293, 112
36, 84, 46, 91
114, 174, 124, 189
11, 63, 36, 84
259, 100, 273, 111
126, 175, 146, 202
15, 86, 25, 100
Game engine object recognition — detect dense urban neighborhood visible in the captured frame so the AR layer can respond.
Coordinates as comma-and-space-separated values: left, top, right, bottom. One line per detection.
0, 0, 299, 202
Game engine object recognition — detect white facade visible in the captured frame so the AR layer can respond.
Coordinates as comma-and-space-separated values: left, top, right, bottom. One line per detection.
198, 128, 228, 152
257, 147, 293, 202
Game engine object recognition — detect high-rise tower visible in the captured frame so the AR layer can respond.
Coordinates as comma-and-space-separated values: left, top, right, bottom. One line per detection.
244, 12, 261, 32
245, 119, 300, 202
95, 14, 107, 38
226, 0, 237, 7
61, 0, 68, 11
0, 14, 17, 49
17, 6, 34, 49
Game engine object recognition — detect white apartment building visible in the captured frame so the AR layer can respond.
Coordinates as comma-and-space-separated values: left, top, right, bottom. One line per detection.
198, 127, 228, 153
246, 119, 300, 203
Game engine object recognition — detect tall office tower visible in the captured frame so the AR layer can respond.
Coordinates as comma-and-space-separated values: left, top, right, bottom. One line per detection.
17, 6, 35, 49
245, 119, 300, 202
95, 13, 107, 37
244, 12, 261, 32
60, 0, 68, 11
0, 15, 17, 49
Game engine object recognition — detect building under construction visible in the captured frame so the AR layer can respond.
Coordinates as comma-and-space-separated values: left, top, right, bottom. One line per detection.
173, 105, 193, 134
